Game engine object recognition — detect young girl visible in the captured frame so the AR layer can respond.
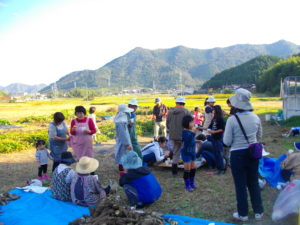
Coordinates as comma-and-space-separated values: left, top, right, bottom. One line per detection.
192, 107, 204, 127
203, 96, 216, 135
88, 106, 100, 145
181, 115, 198, 191
35, 139, 52, 182
208, 105, 226, 175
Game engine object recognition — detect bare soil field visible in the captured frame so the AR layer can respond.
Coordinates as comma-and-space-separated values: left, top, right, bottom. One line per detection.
0, 118, 296, 225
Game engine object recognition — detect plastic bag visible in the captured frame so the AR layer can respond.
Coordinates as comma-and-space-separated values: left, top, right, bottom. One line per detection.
272, 180, 300, 221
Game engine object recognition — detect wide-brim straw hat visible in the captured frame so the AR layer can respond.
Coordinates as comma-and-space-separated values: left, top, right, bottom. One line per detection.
229, 88, 253, 110
76, 157, 99, 174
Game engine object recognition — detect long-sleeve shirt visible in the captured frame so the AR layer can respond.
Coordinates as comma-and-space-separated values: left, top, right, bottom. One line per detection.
141, 142, 164, 162
70, 117, 96, 136
36, 149, 52, 165
281, 153, 300, 181
223, 111, 262, 151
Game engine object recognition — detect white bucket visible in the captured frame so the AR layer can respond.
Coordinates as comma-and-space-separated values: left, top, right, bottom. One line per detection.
265, 114, 271, 121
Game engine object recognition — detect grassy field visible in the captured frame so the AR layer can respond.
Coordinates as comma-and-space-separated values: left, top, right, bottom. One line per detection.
1, 94, 296, 225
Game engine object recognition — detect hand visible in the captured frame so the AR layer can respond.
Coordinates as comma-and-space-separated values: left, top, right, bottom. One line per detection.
84, 129, 91, 134
164, 152, 170, 157
126, 145, 132, 150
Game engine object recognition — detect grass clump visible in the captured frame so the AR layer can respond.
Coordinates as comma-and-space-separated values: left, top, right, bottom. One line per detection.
279, 116, 300, 127
0, 119, 12, 125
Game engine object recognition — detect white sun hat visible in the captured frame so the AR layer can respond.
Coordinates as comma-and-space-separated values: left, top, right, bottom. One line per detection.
176, 96, 186, 103
118, 104, 134, 113
129, 98, 139, 106
206, 96, 216, 103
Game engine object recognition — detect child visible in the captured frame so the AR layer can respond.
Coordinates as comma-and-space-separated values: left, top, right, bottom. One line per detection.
181, 115, 198, 191
208, 105, 226, 175
51, 151, 76, 202
88, 106, 101, 145
119, 151, 162, 209
142, 136, 169, 166
35, 139, 52, 182
192, 107, 204, 127
71, 157, 110, 206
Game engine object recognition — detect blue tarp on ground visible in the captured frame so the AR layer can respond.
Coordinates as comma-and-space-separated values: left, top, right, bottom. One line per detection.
0, 189, 90, 225
163, 214, 235, 225
0, 190, 236, 225
259, 154, 287, 187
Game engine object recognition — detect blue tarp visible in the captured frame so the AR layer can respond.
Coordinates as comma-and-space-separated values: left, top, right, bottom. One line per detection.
0, 190, 236, 225
259, 154, 287, 187
0, 189, 89, 225
163, 214, 235, 225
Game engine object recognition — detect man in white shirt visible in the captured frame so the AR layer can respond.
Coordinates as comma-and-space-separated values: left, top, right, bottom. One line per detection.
142, 137, 169, 166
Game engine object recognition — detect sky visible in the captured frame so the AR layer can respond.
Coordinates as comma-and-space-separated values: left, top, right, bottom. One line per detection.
0, 0, 300, 86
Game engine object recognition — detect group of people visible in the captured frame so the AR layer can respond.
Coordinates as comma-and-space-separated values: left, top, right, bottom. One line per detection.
34, 88, 266, 222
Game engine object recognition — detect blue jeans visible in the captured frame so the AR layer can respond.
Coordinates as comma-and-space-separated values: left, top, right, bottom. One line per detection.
201, 151, 216, 168
143, 152, 156, 166
124, 184, 139, 206
231, 149, 264, 216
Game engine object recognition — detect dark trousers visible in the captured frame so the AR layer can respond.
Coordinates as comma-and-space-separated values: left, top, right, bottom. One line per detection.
231, 150, 264, 216
38, 164, 48, 177
143, 152, 156, 166
211, 137, 224, 170
124, 184, 139, 206
201, 151, 216, 168
52, 161, 60, 172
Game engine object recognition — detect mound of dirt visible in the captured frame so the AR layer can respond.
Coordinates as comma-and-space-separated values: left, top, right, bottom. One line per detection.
69, 195, 165, 225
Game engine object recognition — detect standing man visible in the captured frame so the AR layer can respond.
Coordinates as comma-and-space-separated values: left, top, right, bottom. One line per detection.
152, 98, 168, 141
167, 96, 191, 175
128, 98, 142, 159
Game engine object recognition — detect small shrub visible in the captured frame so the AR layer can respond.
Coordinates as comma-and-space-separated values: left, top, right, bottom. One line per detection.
0, 119, 12, 125
18, 115, 52, 124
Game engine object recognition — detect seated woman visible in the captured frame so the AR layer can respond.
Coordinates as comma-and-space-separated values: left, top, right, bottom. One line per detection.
196, 134, 216, 169
119, 151, 162, 209
71, 157, 109, 206
142, 136, 169, 166
281, 149, 300, 182
51, 152, 76, 202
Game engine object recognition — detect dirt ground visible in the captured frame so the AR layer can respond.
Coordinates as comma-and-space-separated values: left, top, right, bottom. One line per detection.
0, 118, 296, 225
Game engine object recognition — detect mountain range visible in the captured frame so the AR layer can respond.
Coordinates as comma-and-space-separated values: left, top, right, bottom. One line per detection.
36, 40, 300, 92
0, 83, 47, 94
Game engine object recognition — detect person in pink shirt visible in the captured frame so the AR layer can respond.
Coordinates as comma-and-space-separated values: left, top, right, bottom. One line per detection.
192, 107, 204, 127
70, 106, 96, 161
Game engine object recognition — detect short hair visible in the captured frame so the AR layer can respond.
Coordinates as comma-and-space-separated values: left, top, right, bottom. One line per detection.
226, 99, 231, 104
182, 115, 194, 129
158, 136, 167, 143
75, 106, 86, 115
176, 102, 185, 106
194, 107, 199, 111
53, 112, 65, 124
36, 139, 46, 148
196, 134, 206, 141
89, 106, 96, 114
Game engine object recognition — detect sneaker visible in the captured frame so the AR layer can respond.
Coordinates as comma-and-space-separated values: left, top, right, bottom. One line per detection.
233, 212, 248, 221
255, 213, 264, 220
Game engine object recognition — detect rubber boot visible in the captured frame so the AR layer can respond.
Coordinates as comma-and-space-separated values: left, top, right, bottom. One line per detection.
184, 178, 193, 192
190, 177, 198, 189
43, 174, 51, 181
172, 164, 178, 176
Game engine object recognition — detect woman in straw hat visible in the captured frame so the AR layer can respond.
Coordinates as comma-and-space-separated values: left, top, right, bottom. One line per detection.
223, 88, 264, 222
70, 157, 109, 206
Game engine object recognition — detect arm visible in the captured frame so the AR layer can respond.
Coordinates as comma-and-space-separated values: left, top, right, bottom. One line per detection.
163, 105, 168, 118
35, 151, 41, 166
47, 150, 53, 160
154, 147, 165, 162
70, 120, 76, 136
281, 154, 296, 170
223, 117, 233, 147
87, 118, 97, 135
257, 117, 263, 141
